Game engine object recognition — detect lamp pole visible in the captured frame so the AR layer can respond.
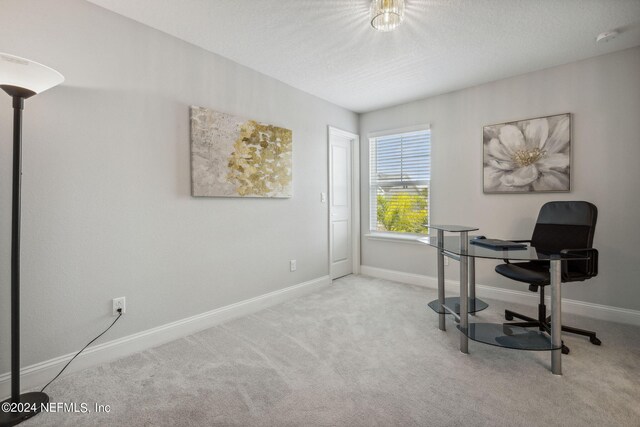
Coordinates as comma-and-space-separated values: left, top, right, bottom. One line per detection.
1, 85, 48, 427
11, 94, 24, 403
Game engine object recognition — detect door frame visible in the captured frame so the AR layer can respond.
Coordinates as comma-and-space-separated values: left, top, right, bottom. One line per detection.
327, 126, 360, 278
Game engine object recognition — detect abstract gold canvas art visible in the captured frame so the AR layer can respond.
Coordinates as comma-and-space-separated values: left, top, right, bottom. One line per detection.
190, 106, 292, 198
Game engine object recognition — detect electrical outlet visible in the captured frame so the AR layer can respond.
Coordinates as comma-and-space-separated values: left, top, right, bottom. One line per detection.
112, 297, 126, 316
320, 192, 327, 203
444, 257, 449, 266
290, 260, 297, 272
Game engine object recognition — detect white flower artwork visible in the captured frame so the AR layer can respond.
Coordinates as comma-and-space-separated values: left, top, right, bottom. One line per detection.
483, 113, 571, 193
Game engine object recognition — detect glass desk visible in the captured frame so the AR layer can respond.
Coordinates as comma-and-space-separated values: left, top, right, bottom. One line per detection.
418, 227, 589, 375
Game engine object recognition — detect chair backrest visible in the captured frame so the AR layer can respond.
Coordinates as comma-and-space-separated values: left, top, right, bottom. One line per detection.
531, 201, 597, 278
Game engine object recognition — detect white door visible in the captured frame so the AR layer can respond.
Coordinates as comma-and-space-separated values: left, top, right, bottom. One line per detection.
329, 130, 353, 279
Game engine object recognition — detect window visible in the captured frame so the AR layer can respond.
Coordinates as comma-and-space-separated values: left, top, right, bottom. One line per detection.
369, 128, 431, 235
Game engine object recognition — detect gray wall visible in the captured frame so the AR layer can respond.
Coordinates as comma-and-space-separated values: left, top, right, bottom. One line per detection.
0, 0, 358, 371
360, 47, 640, 311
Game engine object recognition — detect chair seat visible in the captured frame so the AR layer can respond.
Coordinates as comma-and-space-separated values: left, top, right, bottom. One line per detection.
495, 262, 550, 285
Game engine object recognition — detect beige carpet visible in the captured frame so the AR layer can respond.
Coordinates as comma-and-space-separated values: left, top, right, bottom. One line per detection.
24, 275, 640, 426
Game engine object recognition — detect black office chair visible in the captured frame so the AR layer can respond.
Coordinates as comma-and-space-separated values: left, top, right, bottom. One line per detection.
495, 201, 600, 355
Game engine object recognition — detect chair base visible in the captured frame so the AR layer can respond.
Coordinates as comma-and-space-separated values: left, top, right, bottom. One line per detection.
504, 309, 602, 354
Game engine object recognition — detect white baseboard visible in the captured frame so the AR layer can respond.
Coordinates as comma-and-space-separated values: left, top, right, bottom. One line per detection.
360, 265, 640, 326
0, 275, 331, 400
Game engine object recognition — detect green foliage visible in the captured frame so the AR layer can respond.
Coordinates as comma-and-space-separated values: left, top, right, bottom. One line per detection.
376, 189, 429, 234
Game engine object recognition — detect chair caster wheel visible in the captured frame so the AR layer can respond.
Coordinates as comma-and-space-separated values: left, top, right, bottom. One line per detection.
505, 313, 514, 321
562, 345, 570, 355
590, 337, 602, 346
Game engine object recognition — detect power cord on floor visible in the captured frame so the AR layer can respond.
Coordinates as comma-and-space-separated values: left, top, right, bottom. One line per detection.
40, 309, 123, 393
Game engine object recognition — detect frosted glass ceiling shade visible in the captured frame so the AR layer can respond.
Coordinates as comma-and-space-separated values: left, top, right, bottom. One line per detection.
0, 52, 64, 97
370, 0, 405, 32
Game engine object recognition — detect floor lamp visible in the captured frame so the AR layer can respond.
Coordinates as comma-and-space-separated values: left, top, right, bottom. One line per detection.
0, 53, 63, 427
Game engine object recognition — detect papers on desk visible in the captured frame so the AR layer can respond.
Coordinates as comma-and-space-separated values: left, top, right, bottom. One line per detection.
470, 238, 527, 250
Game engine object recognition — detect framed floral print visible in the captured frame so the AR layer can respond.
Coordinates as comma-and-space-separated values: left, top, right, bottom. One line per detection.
483, 113, 571, 193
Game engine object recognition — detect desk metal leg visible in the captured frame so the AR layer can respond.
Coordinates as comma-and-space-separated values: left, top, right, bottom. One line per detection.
469, 257, 476, 315
437, 230, 446, 331
550, 257, 562, 375
459, 232, 469, 354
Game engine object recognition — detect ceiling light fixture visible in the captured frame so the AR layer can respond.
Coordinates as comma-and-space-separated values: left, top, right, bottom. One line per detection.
370, 0, 405, 32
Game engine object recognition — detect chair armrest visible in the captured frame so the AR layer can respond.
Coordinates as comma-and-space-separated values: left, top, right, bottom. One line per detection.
560, 248, 598, 257
560, 248, 599, 277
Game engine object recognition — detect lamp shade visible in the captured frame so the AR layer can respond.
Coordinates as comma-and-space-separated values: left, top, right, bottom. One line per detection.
0, 52, 64, 95
370, 0, 405, 32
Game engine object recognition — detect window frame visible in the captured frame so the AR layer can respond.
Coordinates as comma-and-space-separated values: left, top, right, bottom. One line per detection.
368, 124, 431, 239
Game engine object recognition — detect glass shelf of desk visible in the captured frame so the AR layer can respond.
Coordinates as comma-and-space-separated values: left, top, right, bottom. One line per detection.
457, 323, 561, 351
427, 297, 488, 314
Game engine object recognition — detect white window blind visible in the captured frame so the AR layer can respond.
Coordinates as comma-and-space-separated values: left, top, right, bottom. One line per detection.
370, 129, 431, 235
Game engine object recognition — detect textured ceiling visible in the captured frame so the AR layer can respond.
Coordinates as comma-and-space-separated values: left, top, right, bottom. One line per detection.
87, 0, 640, 113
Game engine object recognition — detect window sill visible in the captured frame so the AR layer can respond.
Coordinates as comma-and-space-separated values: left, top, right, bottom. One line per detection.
364, 232, 427, 245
